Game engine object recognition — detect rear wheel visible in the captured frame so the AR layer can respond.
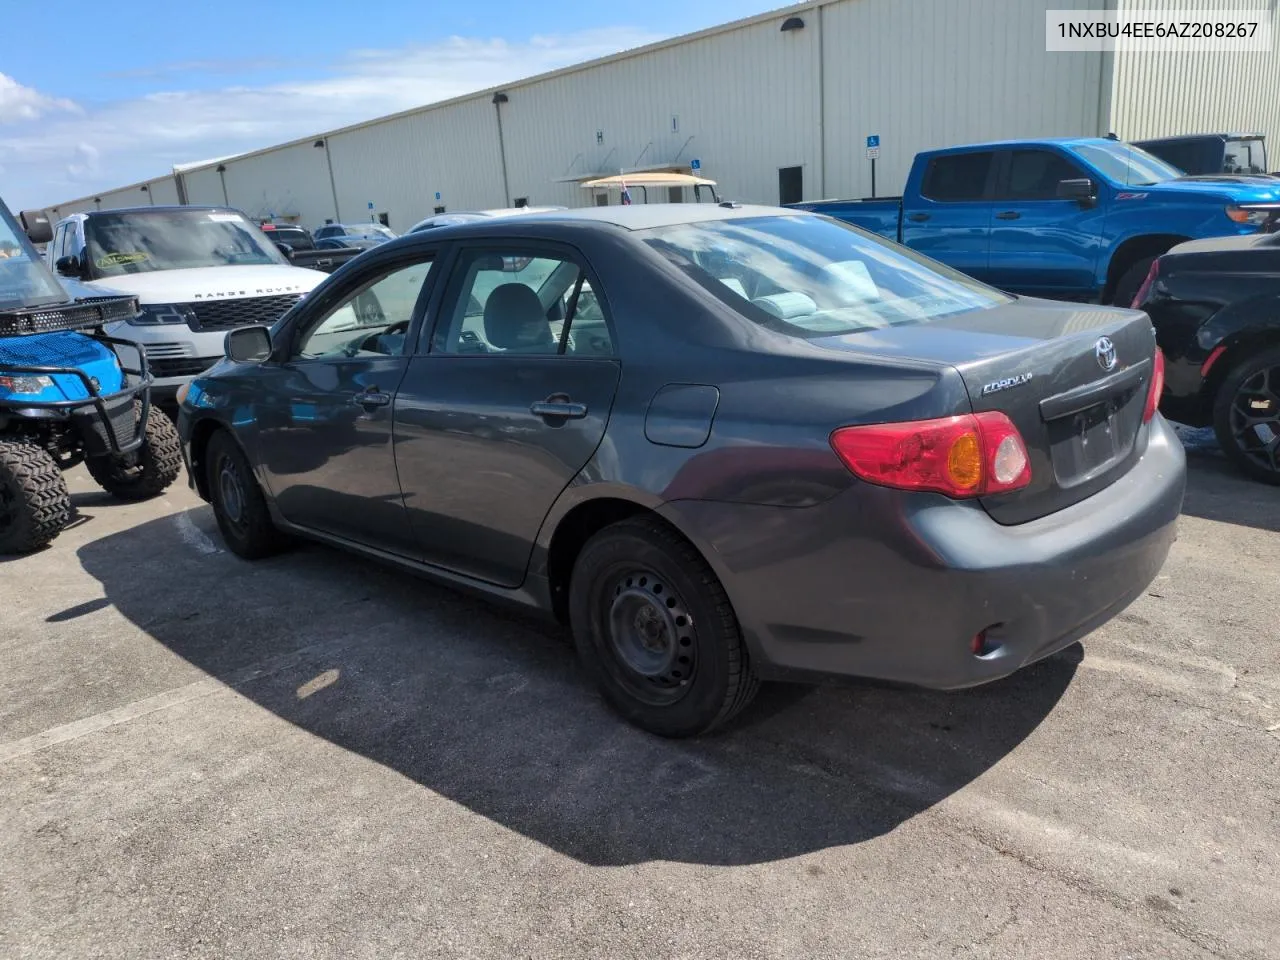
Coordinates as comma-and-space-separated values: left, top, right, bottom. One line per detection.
0, 438, 70, 554
568, 517, 758, 737
86, 405, 182, 501
1110, 256, 1156, 307
206, 430, 287, 558
1213, 346, 1280, 485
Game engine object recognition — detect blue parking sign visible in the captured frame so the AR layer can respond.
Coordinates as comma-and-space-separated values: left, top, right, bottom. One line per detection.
690, 158, 701, 171
866, 135, 880, 149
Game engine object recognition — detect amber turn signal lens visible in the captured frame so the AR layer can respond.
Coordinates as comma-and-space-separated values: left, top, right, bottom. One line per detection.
946, 432, 982, 490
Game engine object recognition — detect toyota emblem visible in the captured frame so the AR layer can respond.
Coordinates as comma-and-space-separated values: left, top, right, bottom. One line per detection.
1095, 336, 1117, 371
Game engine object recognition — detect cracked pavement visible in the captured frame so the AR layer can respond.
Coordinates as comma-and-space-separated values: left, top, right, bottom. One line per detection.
1, 439, 1277, 959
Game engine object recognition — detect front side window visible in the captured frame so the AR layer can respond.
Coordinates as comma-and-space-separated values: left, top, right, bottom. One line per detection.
1069, 142, 1182, 186
643, 214, 1011, 338
921, 151, 995, 202
1002, 150, 1087, 200
294, 258, 434, 360
433, 250, 613, 356
84, 209, 285, 277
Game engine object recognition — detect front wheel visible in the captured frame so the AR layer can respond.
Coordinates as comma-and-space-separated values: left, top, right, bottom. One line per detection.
568, 517, 759, 737
205, 430, 287, 559
86, 405, 182, 501
1213, 346, 1280, 485
0, 438, 70, 554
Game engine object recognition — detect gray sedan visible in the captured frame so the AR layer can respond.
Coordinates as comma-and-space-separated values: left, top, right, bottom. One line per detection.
176, 204, 1185, 736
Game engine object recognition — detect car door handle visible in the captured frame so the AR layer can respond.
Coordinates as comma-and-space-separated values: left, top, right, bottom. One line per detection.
353, 388, 391, 407
907, 212, 930, 222
994, 210, 1021, 220
530, 397, 588, 420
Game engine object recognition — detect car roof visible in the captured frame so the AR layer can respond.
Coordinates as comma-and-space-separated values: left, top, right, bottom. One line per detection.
1137, 133, 1264, 143
81, 205, 232, 216
498, 202, 801, 231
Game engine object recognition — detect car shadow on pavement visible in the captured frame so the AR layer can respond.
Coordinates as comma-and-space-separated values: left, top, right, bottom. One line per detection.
77, 507, 1078, 868
1179, 453, 1280, 533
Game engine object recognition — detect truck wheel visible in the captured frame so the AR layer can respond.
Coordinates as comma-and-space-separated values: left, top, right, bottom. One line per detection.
568, 516, 759, 737
1110, 257, 1156, 307
86, 406, 182, 501
0, 438, 70, 554
1212, 345, 1280, 485
205, 430, 287, 559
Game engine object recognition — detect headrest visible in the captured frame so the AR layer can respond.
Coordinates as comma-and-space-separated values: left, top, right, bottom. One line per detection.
483, 283, 553, 351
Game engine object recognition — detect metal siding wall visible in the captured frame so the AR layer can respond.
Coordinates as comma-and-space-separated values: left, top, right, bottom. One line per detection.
221, 142, 338, 223
499, 16, 819, 208
327, 99, 505, 231
96, 185, 153, 210
147, 177, 180, 205
821, 0, 1108, 199
1110, 0, 1280, 151
183, 168, 227, 206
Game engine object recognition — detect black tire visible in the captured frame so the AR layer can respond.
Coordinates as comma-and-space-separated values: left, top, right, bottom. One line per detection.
205, 430, 287, 559
568, 516, 759, 737
1212, 345, 1280, 485
86, 405, 182, 501
0, 438, 70, 554
1110, 256, 1156, 307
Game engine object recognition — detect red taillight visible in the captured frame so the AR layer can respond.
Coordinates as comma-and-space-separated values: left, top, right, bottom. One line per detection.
830, 412, 1031, 498
1143, 349, 1165, 423
1130, 258, 1160, 308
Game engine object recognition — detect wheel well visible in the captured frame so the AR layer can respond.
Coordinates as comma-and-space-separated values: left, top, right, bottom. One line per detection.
545, 497, 654, 623
186, 418, 224, 501
1103, 234, 1189, 302
1201, 329, 1280, 414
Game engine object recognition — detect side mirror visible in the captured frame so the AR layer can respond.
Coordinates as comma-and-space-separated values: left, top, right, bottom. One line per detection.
275, 241, 295, 260
55, 255, 83, 278
20, 210, 52, 245
225, 325, 272, 363
1057, 178, 1097, 205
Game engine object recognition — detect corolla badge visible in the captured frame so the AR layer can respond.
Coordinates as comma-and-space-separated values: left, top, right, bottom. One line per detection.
981, 372, 1033, 396
1095, 336, 1117, 371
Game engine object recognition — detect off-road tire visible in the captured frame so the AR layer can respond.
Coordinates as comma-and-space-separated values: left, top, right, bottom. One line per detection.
86, 405, 182, 501
568, 516, 759, 737
1212, 345, 1280, 485
1110, 256, 1156, 307
206, 430, 287, 559
0, 438, 70, 554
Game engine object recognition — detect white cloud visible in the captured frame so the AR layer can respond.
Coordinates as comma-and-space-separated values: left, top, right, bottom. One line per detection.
0, 27, 663, 209
0, 73, 79, 123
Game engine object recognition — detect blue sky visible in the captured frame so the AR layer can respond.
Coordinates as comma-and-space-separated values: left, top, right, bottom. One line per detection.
0, 0, 781, 209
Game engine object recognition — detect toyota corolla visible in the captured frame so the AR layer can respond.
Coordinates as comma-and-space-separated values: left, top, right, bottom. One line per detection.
177, 204, 1186, 737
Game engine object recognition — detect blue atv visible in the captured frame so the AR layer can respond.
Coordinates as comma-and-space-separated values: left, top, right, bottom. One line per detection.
0, 203, 180, 553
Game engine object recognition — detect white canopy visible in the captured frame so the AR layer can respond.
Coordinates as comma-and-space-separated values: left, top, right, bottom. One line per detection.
580, 172, 717, 190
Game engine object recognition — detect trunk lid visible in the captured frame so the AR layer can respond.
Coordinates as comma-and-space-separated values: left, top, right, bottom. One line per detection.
811, 298, 1158, 523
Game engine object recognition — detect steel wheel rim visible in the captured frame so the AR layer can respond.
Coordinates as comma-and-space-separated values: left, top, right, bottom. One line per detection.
601, 567, 696, 705
1229, 365, 1280, 476
217, 456, 247, 529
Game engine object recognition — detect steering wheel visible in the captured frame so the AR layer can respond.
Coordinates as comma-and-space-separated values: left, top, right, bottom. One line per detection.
355, 319, 410, 354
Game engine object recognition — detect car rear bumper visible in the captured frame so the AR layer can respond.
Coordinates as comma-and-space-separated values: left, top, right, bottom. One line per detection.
661, 415, 1187, 689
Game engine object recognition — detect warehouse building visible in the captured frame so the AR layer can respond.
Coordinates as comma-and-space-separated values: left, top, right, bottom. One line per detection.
41, 0, 1280, 230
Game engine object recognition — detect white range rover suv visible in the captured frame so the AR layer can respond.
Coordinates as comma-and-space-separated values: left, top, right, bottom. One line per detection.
47, 206, 328, 399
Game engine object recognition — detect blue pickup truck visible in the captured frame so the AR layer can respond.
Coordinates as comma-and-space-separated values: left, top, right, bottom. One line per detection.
791, 137, 1280, 305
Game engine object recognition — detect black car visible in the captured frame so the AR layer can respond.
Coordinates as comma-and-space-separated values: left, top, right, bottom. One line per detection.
177, 204, 1185, 736
1134, 232, 1280, 483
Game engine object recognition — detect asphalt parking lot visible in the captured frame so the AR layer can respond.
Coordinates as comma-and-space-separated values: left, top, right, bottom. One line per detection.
1, 427, 1277, 960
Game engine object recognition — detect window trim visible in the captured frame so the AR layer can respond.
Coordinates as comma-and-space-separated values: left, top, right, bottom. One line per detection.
419, 238, 617, 359
284, 248, 442, 363
992, 148, 1089, 202
919, 150, 1000, 203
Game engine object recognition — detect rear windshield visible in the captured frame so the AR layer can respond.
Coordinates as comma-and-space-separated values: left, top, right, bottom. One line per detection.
84, 209, 285, 277
270, 227, 315, 250
640, 214, 1011, 337
1224, 138, 1267, 174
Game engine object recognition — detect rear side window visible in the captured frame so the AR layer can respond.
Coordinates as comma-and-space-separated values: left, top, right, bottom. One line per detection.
921, 152, 995, 202
1002, 150, 1086, 200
